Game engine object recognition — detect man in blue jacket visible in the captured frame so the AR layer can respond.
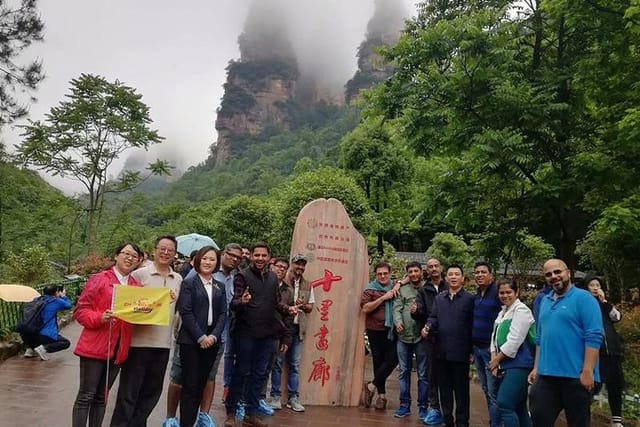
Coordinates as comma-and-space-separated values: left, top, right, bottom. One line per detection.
422, 265, 475, 427
22, 284, 72, 360
528, 258, 604, 426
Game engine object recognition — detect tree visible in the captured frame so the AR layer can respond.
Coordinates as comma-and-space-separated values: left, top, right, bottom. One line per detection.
269, 167, 374, 254
0, 0, 44, 126
2, 244, 54, 285
425, 233, 472, 271
577, 195, 640, 302
341, 117, 413, 255
18, 74, 170, 253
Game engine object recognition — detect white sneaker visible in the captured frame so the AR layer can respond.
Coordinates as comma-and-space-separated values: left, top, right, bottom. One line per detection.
287, 397, 305, 412
34, 345, 49, 361
23, 348, 35, 357
268, 396, 282, 410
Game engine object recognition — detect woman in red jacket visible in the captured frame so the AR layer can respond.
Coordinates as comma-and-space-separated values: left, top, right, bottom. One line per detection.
71, 242, 143, 427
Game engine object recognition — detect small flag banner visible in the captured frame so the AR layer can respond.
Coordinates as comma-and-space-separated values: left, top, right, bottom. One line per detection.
113, 286, 171, 326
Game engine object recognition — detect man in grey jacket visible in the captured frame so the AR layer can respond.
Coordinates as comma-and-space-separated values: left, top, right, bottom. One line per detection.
393, 261, 428, 420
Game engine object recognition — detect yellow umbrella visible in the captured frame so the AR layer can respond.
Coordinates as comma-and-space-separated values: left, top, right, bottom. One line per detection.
0, 284, 40, 302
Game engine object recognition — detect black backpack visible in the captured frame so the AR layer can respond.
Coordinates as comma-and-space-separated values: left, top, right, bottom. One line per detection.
16, 296, 49, 335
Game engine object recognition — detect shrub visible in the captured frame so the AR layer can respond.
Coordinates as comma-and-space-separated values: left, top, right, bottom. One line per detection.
74, 254, 113, 276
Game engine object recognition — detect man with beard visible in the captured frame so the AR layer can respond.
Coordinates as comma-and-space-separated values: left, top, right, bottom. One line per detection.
224, 243, 298, 427
392, 261, 427, 419
471, 262, 501, 427
411, 257, 446, 425
269, 254, 315, 412
528, 259, 603, 426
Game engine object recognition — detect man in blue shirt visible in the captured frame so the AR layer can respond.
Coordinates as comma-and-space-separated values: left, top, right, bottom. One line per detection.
528, 258, 603, 426
22, 284, 72, 360
471, 261, 501, 427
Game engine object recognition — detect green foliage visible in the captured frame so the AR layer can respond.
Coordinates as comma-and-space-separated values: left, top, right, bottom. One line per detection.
0, 159, 78, 263
0, 0, 44, 126
218, 82, 257, 117
510, 231, 555, 278
268, 167, 373, 254
577, 195, 640, 301
227, 59, 298, 83
17, 74, 168, 253
2, 244, 55, 285
425, 233, 472, 271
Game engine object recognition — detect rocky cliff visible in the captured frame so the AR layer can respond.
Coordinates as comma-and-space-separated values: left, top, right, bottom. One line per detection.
345, 0, 407, 103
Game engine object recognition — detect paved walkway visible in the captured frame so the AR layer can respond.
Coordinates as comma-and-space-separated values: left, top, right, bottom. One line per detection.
0, 321, 608, 427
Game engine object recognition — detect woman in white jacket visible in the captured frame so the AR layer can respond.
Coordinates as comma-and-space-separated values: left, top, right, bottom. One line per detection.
489, 279, 535, 427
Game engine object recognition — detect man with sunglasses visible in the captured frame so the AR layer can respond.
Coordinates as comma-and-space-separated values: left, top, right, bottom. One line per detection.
528, 258, 604, 426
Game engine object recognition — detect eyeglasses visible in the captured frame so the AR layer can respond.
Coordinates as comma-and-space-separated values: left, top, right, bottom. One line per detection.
544, 269, 567, 278
225, 252, 241, 261
274, 264, 288, 270
156, 247, 176, 254
119, 251, 139, 260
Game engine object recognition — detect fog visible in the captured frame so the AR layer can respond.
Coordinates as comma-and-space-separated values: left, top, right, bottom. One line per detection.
4, 0, 417, 195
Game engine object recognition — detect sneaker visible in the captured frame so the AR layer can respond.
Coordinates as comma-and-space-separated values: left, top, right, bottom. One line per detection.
611, 423, 624, 427
257, 399, 274, 416
268, 396, 282, 410
196, 410, 215, 427
161, 417, 179, 427
423, 408, 444, 425
287, 397, 305, 412
34, 345, 49, 361
222, 386, 229, 403
23, 348, 35, 358
236, 402, 245, 420
394, 406, 411, 418
419, 407, 428, 419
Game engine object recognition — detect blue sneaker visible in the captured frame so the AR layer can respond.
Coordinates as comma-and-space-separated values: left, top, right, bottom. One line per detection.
196, 411, 215, 427
258, 399, 274, 416
235, 403, 245, 420
423, 408, 444, 425
394, 406, 411, 418
162, 417, 179, 427
419, 407, 428, 419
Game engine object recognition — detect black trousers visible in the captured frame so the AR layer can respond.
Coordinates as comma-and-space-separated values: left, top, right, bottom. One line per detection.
439, 359, 470, 427
180, 343, 219, 427
600, 355, 624, 420
72, 356, 121, 427
366, 328, 398, 395
23, 333, 70, 353
529, 375, 593, 427
110, 347, 170, 427
425, 339, 441, 409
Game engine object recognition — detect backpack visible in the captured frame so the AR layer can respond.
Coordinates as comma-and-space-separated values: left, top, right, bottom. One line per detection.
16, 296, 49, 335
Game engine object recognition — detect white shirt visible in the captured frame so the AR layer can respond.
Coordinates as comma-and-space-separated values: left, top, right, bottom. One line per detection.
200, 275, 213, 326
113, 267, 129, 285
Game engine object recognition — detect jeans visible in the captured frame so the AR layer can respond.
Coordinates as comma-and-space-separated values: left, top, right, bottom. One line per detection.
473, 345, 499, 426
110, 347, 170, 427
529, 375, 593, 427
425, 339, 441, 409
366, 328, 398, 394
72, 356, 121, 427
397, 339, 428, 408
271, 331, 303, 398
226, 336, 276, 417
222, 328, 234, 387
496, 368, 531, 427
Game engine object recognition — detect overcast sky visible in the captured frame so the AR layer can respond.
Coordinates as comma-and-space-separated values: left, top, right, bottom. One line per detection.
4, 0, 417, 194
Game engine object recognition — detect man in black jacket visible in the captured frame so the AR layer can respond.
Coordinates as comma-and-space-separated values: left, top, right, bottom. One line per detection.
422, 264, 474, 427
224, 243, 298, 427
411, 257, 447, 425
